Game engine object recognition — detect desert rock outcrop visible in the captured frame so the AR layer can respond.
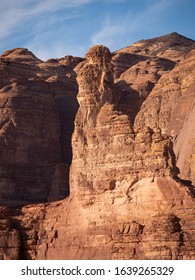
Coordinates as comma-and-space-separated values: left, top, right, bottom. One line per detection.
134, 49, 195, 185
0, 48, 78, 206
0, 33, 195, 260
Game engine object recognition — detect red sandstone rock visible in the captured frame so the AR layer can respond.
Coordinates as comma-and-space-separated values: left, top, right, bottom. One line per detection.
0, 33, 195, 260
134, 49, 195, 185
0, 48, 78, 206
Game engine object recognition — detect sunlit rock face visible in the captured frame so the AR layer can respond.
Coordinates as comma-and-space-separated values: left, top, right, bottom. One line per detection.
134, 50, 195, 185
0, 33, 195, 260
70, 45, 179, 199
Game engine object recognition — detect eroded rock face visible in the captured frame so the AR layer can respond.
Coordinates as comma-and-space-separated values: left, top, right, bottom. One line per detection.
117, 32, 195, 62
0, 207, 21, 260
71, 45, 179, 197
111, 33, 195, 124
134, 50, 195, 184
0, 33, 195, 260
112, 33, 195, 185
0, 48, 78, 206
41, 44, 194, 260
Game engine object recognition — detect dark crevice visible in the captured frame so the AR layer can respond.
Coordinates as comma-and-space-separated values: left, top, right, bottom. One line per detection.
174, 177, 195, 198
52, 76, 79, 199
56, 94, 79, 166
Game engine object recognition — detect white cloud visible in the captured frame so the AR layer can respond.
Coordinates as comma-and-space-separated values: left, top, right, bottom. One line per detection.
0, 0, 91, 39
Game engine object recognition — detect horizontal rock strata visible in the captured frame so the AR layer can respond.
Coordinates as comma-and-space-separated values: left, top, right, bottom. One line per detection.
0, 33, 195, 260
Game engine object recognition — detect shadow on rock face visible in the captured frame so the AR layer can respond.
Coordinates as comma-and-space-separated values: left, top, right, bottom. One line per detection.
0, 50, 80, 207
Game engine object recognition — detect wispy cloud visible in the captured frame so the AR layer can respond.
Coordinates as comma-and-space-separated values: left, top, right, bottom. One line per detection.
91, 0, 175, 50
0, 0, 92, 58
0, 0, 192, 59
91, 16, 124, 47
0, 0, 91, 38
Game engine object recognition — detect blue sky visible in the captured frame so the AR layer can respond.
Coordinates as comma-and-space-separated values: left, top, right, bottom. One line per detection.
0, 0, 195, 60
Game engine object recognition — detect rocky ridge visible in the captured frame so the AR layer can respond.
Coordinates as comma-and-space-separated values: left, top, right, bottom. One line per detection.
0, 33, 195, 259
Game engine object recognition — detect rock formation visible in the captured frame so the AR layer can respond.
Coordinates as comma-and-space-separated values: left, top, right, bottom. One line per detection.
0, 48, 79, 206
0, 206, 21, 260
134, 49, 195, 185
0, 33, 195, 260
71, 45, 179, 197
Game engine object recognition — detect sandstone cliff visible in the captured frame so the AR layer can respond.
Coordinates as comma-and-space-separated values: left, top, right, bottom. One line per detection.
0, 33, 195, 260
134, 49, 195, 185
0, 48, 79, 206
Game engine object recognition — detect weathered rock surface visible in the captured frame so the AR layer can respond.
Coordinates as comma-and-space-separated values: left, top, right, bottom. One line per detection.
117, 32, 195, 62
46, 55, 84, 69
0, 207, 21, 259
71, 46, 179, 197
113, 32, 195, 185
134, 49, 195, 184
0, 48, 78, 206
0, 33, 195, 260
6, 176, 195, 260
112, 32, 195, 124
